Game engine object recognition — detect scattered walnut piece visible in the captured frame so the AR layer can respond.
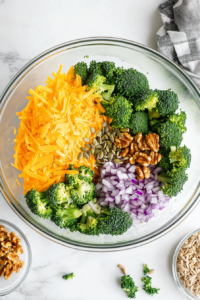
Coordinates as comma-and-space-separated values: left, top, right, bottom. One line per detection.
0, 225, 24, 280
142, 166, 150, 179
134, 152, 151, 166
150, 151, 162, 165
118, 264, 127, 275
135, 133, 150, 151
145, 133, 160, 152
136, 166, 144, 180
114, 132, 133, 148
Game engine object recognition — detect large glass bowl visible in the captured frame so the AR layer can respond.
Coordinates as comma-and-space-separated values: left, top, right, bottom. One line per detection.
0, 37, 200, 251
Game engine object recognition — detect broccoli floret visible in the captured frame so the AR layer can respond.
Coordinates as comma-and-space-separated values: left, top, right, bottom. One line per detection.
74, 62, 88, 85
158, 147, 171, 172
51, 204, 82, 229
169, 145, 191, 171
70, 176, 95, 205
168, 111, 187, 133
101, 61, 116, 84
143, 264, 150, 275
158, 121, 183, 149
116, 68, 149, 99
129, 112, 149, 135
88, 60, 103, 75
121, 275, 139, 298
65, 165, 79, 185
77, 216, 98, 234
158, 168, 188, 197
134, 90, 158, 114
149, 89, 179, 119
46, 183, 72, 207
103, 95, 133, 129
78, 165, 94, 182
86, 73, 115, 102
142, 276, 160, 296
25, 189, 53, 219
63, 273, 75, 280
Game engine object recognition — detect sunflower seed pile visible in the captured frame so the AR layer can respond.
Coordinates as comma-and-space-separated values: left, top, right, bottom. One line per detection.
78, 121, 130, 168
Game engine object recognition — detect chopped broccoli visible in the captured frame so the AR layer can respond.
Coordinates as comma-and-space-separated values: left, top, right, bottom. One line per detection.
143, 264, 150, 275
134, 90, 158, 114
129, 112, 149, 135
158, 147, 171, 172
121, 275, 139, 298
25, 189, 53, 219
158, 120, 183, 149
63, 273, 75, 280
149, 89, 179, 119
86, 73, 115, 102
65, 165, 79, 185
101, 61, 116, 84
168, 111, 187, 133
142, 276, 160, 296
88, 60, 103, 75
74, 61, 88, 85
51, 204, 82, 229
115, 68, 149, 99
70, 176, 95, 205
46, 182, 72, 207
78, 165, 94, 182
157, 168, 188, 197
77, 216, 98, 234
103, 95, 133, 129
169, 145, 191, 171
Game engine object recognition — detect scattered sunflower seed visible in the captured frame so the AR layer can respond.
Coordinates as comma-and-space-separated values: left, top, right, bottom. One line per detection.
121, 128, 130, 132
109, 135, 114, 143
96, 159, 102, 164
90, 127, 96, 134
97, 137, 102, 144
97, 131, 102, 137
80, 147, 88, 152
87, 151, 91, 158
96, 145, 102, 149
117, 131, 123, 138
102, 141, 106, 149
112, 144, 116, 151
92, 138, 98, 146
85, 144, 91, 148
114, 159, 123, 164
83, 137, 90, 142
90, 148, 95, 154
84, 153, 89, 159
78, 152, 83, 160
107, 140, 112, 146
106, 146, 110, 153
102, 121, 108, 127
94, 149, 101, 154
105, 126, 109, 133
99, 151, 104, 159
122, 156, 129, 160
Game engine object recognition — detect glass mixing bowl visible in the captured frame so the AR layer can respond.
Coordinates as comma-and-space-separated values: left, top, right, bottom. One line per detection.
0, 37, 200, 251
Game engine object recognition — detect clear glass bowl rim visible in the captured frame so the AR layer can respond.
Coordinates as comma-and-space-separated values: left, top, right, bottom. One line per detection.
0, 36, 200, 252
0, 219, 32, 296
172, 229, 200, 299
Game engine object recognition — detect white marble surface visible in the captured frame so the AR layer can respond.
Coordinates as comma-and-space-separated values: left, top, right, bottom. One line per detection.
0, 0, 199, 299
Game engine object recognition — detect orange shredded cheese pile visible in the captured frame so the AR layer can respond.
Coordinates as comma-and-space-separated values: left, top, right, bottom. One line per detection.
13, 65, 110, 193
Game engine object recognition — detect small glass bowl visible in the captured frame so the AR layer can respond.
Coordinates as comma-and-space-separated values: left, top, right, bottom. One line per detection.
0, 220, 32, 296
172, 229, 200, 299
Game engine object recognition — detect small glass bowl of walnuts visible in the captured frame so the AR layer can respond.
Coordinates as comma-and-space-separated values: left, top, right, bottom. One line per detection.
173, 229, 200, 300
0, 220, 32, 296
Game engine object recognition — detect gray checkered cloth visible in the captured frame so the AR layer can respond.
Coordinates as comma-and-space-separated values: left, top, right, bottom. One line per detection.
156, 0, 200, 88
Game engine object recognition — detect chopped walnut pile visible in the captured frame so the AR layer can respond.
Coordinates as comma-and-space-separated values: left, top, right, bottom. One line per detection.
115, 132, 162, 180
0, 225, 24, 280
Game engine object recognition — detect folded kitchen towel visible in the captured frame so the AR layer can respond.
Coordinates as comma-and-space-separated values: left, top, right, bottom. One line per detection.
156, 0, 200, 88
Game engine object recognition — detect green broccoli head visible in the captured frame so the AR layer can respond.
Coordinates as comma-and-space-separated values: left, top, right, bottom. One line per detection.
116, 68, 149, 99
154, 89, 179, 117
168, 111, 187, 133
129, 111, 149, 135
143, 264, 150, 275
97, 206, 133, 236
46, 182, 72, 207
142, 276, 160, 296
25, 189, 53, 219
63, 273, 75, 280
70, 176, 95, 205
101, 61, 116, 84
158, 147, 172, 172
77, 216, 98, 235
169, 145, 191, 171
65, 165, 79, 185
121, 275, 139, 298
134, 89, 158, 113
78, 165, 94, 182
86, 73, 115, 102
103, 95, 133, 129
74, 62, 88, 85
158, 168, 188, 197
51, 204, 82, 229
158, 121, 183, 149
88, 60, 103, 75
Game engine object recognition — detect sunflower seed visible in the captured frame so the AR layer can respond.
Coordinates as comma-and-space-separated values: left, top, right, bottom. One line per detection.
106, 146, 110, 153
109, 134, 114, 143
87, 151, 91, 158
97, 137, 102, 144
102, 141, 106, 149
94, 163, 99, 168
101, 127, 105, 134
102, 121, 108, 127
92, 138, 98, 146
83, 137, 90, 142
90, 127, 96, 134
103, 158, 108, 162
102, 134, 108, 140
105, 126, 109, 133
107, 153, 113, 159
97, 131, 102, 137
111, 150, 115, 155
99, 151, 104, 159
94, 149, 101, 154
122, 156, 129, 160
112, 144, 116, 151
96, 145, 102, 149
96, 159, 102, 164
107, 140, 112, 146
117, 131, 123, 138
114, 159, 123, 164
121, 128, 130, 132
78, 152, 83, 160
103, 149, 107, 156
91, 148, 95, 154
80, 147, 88, 152
84, 153, 89, 159
85, 144, 91, 148
116, 151, 120, 156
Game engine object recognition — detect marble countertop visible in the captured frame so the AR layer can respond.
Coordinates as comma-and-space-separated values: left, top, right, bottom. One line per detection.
0, 0, 199, 299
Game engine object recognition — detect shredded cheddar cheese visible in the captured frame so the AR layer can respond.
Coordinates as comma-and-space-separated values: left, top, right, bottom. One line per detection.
13, 65, 109, 193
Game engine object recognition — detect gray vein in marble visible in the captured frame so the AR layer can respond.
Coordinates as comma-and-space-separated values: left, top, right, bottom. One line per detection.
0, 0, 5, 4
0, 51, 29, 78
